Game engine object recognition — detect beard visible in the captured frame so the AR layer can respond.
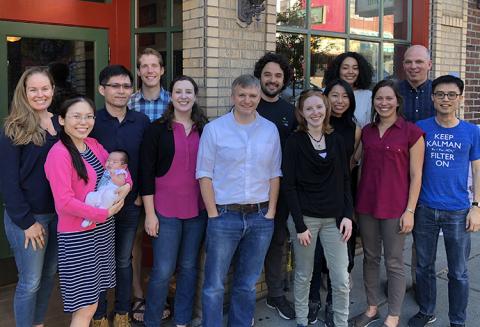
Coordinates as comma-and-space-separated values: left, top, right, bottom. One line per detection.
261, 83, 282, 98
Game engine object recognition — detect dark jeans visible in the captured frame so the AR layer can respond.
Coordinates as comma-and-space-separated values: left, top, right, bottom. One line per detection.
95, 203, 141, 318
144, 211, 206, 326
264, 190, 290, 298
413, 205, 471, 325
202, 206, 274, 327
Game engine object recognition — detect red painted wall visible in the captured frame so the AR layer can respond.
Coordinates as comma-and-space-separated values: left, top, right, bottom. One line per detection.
0, 0, 131, 68
412, 0, 430, 48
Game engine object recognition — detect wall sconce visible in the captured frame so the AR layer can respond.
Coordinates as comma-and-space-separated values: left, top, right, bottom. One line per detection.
6, 36, 22, 42
237, 0, 265, 26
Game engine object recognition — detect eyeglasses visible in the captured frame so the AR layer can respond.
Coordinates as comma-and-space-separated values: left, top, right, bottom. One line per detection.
103, 83, 133, 90
67, 114, 96, 122
433, 91, 461, 100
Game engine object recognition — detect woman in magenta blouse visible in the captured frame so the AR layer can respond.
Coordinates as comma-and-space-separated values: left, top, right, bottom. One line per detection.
139, 75, 208, 327
353, 80, 425, 327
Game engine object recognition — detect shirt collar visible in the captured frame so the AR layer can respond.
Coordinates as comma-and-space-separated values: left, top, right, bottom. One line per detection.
406, 79, 431, 92
99, 107, 136, 123
138, 87, 168, 102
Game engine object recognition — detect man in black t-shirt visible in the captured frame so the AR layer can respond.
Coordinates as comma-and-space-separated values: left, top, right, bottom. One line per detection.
254, 52, 296, 320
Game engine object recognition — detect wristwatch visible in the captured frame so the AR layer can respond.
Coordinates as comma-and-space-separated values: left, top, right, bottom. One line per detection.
472, 202, 480, 208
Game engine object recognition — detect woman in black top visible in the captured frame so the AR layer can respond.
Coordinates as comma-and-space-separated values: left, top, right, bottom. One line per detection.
283, 89, 352, 327
0, 67, 59, 326
307, 79, 362, 325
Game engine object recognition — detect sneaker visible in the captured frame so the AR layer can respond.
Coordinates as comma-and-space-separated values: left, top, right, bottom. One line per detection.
266, 296, 295, 320
113, 313, 131, 327
324, 304, 334, 327
353, 312, 380, 327
91, 317, 109, 327
408, 312, 436, 327
307, 301, 320, 324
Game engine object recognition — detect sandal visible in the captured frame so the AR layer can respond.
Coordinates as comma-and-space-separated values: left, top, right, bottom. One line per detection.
131, 297, 145, 323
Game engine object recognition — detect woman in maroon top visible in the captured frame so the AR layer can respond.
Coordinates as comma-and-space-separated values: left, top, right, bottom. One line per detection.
353, 80, 425, 327
139, 75, 208, 327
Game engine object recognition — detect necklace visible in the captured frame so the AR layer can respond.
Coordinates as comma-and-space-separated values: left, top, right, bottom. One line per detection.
307, 131, 324, 143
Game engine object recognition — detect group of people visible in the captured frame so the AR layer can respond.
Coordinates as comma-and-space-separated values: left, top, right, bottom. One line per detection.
0, 44, 478, 327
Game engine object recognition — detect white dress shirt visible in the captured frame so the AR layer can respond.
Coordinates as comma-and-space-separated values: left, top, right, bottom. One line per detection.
196, 111, 282, 205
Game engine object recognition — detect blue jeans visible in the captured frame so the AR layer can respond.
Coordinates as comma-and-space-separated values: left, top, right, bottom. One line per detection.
413, 204, 471, 325
4, 210, 57, 327
144, 211, 207, 326
202, 206, 274, 327
95, 203, 141, 317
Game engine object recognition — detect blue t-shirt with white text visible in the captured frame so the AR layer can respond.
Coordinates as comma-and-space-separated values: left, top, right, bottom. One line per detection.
417, 117, 480, 210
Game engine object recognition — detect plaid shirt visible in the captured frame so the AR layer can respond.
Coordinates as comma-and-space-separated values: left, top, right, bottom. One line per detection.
128, 88, 171, 122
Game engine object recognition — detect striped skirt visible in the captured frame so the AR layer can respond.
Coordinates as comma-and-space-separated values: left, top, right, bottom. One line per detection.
57, 217, 116, 312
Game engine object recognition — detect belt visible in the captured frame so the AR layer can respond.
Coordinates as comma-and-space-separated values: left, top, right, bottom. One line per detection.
217, 201, 269, 214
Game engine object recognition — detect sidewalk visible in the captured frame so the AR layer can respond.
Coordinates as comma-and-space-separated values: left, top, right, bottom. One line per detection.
250, 232, 480, 327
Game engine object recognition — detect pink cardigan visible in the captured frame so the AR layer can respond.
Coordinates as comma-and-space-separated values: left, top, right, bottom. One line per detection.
45, 137, 114, 232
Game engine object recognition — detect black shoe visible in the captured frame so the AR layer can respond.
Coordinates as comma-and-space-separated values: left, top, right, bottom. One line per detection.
307, 301, 320, 325
408, 312, 437, 327
324, 303, 334, 327
450, 324, 465, 327
266, 296, 295, 320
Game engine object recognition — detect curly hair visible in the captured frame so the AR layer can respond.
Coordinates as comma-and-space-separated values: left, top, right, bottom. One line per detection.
323, 52, 373, 90
158, 75, 208, 133
253, 52, 293, 91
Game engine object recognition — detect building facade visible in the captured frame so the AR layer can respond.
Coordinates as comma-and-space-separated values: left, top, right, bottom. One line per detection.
0, 0, 478, 289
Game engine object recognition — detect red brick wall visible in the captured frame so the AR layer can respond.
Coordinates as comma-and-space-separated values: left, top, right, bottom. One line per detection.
465, 0, 480, 123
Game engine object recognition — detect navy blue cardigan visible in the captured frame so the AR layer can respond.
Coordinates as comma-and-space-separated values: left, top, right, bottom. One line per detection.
0, 116, 60, 229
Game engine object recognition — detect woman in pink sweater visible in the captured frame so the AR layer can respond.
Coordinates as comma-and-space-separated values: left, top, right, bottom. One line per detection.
45, 97, 130, 326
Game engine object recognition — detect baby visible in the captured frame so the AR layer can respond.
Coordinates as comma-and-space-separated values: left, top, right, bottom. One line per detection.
81, 150, 129, 228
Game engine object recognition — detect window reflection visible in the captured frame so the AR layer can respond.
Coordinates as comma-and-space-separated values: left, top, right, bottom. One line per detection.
137, 0, 167, 28
383, 0, 408, 39
310, 37, 346, 87
172, 32, 183, 78
7, 38, 93, 114
276, 0, 306, 28
277, 32, 305, 103
383, 43, 407, 80
311, 0, 345, 33
349, 40, 379, 83
349, 0, 380, 37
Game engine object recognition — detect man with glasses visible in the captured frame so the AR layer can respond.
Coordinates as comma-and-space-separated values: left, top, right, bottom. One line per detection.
253, 52, 296, 320
408, 75, 480, 327
91, 65, 150, 327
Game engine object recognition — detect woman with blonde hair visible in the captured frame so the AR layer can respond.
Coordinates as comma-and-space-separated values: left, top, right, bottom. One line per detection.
0, 67, 59, 327
282, 89, 353, 327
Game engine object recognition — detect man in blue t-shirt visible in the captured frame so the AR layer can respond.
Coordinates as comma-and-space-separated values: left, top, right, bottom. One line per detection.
408, 75, 480, 327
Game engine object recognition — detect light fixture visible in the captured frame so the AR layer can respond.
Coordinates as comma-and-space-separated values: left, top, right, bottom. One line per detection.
237, 0, 265, 26
6, 36, 22, 42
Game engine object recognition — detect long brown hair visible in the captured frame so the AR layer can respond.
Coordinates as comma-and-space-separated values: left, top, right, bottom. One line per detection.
158, 75, 208, 133
295, 89, 334, 134
4, 67, 55, 146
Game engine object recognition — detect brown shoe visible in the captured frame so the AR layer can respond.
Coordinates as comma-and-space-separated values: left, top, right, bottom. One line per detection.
91, 317, 109, 327
113, 313, 131, 327
353, 312, 380, 327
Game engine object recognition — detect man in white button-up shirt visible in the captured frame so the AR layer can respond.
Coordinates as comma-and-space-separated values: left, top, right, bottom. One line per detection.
197, 74, 282, 327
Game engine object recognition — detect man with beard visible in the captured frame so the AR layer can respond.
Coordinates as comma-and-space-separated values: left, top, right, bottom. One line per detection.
253, 52, 296, 320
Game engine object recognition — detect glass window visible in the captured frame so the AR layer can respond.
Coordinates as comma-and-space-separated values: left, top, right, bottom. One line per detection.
137, 0, 167, 28
172, 32, 183, 78
276, 0, 306, 28
383, 0, 408, 39
383, 43, 408, 80
349, 40, 379, 83
172, 0, 183, 27
276, 32, 305, 103
7, 37, 94, 113
310, 37, 346, 87
349, 0, 380, 37
311, 0, 345, 33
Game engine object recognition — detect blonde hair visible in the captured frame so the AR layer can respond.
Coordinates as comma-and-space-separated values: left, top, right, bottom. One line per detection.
4, 67, 54, 146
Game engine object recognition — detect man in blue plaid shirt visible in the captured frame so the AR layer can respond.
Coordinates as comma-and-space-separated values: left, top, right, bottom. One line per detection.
128, 47, 171, 122
129, 47, 171, 324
